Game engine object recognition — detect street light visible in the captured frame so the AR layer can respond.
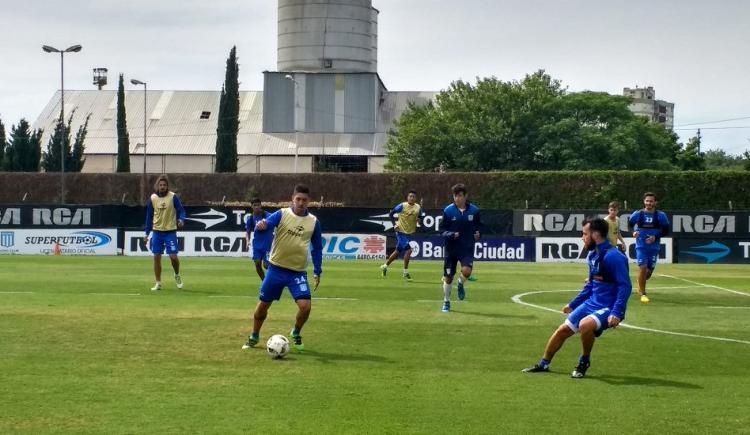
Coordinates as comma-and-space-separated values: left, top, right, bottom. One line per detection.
43, 44, 82, 205
130, 79, 147, 204
284, 74, 300, 173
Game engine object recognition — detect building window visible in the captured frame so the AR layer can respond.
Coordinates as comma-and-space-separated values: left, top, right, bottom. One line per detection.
658, 105, 667, 114
200, 111, 211, 119
314, 155, 368, 173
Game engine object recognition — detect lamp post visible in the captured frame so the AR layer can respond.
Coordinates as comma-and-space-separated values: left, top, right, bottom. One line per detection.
284, 74, 300, 173
42, 44, 82, 205
130, 79, 147, 204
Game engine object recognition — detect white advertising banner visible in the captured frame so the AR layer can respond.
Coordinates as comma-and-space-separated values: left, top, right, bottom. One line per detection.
535, 237, 673, 264
123, 232, 387, 259
0, 229, 117, 256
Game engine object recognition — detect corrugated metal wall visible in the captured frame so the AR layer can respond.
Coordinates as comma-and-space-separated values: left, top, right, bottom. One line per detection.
262, 73, 294, 132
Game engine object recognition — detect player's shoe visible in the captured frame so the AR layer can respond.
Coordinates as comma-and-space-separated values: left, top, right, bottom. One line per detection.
571, 362, 590, 378
522, 364, 550, 373
403, 273, 412, 281
457, 281, 465, 301
640, 294, 650, 304
441, 301, 451, 313
242, 335, 259, 350
467, 275, 478, 282
174, 274, 183, 289
150, 282, 162, 292
380, 264, 388, 277
289, 329, 304, 351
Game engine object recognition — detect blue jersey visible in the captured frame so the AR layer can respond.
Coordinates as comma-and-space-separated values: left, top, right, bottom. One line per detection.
628, 209, 670, 251
568, 240, 632, 320
245, 211, 273, 251
440, 202, 481, 257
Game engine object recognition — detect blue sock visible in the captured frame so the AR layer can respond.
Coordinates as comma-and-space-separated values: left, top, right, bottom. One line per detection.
539, 358, 550, 369
579, 355, 590, 365
251, 332, 259, 340
292, 327, 301, 336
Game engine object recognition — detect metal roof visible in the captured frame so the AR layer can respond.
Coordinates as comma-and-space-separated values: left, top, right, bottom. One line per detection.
32, 89, 434, 156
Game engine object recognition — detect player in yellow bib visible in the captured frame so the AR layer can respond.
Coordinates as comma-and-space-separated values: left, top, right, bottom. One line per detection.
605, 201, 626, 253
144, 174, 186, 291
242, 184, 323, 352
380, 190, 425, 281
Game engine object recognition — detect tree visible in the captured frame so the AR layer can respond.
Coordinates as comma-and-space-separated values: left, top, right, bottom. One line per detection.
704, 149, 745, 170
385, 71, 682, 171
215, 46, 239, 172
5, 119, 43, 172
70, 114, 90, 172
116, 73, 131, 172
0, 116, 6, 169
42, 112, 88, 173
675, 135, 705, 170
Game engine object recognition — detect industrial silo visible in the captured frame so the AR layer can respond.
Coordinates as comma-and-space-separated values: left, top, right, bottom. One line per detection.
277, 0, 379, 73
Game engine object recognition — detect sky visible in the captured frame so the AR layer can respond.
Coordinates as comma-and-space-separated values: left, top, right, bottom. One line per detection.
1, 0, 748, 154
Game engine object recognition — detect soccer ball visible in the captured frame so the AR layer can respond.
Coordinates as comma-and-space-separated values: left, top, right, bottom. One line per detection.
266, 334, 290, 359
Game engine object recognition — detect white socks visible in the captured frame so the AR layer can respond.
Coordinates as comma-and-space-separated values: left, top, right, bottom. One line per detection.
403, 269, 409, 274
443, 280, 452, 301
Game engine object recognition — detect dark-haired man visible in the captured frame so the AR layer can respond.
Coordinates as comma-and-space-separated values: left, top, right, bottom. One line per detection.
242, 184, 323, 352
439, 183, 481, 313
245, 198, 273, 281
380, 190, 425, 281
628, 192, 670, 304
144, 174, 186, 291
522, 217, 631, 378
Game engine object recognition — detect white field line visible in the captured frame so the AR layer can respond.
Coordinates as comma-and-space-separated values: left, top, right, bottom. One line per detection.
657, 274, 750, 297
208, 295, 358, 301
511, 289, 750, 345
708, 306, 750, 309
88, 293, 141, 296
0, 291, 35, 294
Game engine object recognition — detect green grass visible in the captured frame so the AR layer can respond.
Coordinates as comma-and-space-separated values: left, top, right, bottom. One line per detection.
1, 256, 749, 434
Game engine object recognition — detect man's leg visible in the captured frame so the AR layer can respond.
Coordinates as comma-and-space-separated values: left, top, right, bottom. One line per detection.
381, 249, 399, 276
290, 295, 312, 351
169, 254, 180, 275
637, 266, 649, 295
153, 254, 162, 282
254, 260, 265, 280
402, 248, 413, 280
572, 317, 598, 378
457, 261, 473, 301
523, 324, 575, 373
243, 300, 272, 349
442, 257, 457, 312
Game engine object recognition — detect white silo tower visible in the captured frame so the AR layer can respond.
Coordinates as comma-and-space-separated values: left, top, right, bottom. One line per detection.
277, 0, 378, 73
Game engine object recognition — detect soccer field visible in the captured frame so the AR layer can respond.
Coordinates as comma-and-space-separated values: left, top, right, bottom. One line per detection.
1, 257, 749, 434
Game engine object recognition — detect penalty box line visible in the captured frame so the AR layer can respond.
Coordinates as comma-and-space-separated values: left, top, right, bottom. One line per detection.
657, 274, 750, 298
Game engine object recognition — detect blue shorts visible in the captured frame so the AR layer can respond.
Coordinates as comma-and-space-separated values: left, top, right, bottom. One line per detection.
252, 247, 270, 262
258, 265, 312, 302
443, 254, 474, 277
395, 232, 413, 253
150, 231, 178, 255
636, 248, 658, 270
565, 302, 612, 335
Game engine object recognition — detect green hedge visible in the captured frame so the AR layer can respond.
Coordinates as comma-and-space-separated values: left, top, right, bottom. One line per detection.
0, 171, 748, 210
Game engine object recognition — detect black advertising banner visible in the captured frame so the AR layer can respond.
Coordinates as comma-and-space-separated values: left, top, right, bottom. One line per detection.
1, 205, 514, 236
676, 238, 750, 264
513, 210, 749, 239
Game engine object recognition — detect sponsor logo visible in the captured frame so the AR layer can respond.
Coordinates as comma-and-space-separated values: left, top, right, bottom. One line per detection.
286, 225, 305, 238
362, 235, 385, 254
673, 215, 735, 234
474, 241, 525, 260
321, 234, 386, 260
361, 213, 443, 232
536, 237, 673, 263
408, 237, 532, 262
32, 208, 92, 226
25, 231, 112, 248
185, 208, 228, 229
0, 208, 21, 225
680, 241, 731, 263
0, 231, 14, 247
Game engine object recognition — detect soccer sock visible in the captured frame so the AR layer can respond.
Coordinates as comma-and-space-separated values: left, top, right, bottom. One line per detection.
250, 332, 259, 340
403, 269, 408, 275
539, 358, 550, 369
443, 281, 452, 301
458, 275, 464, 284
579, 355, 590, 365
292, 327, 301, 336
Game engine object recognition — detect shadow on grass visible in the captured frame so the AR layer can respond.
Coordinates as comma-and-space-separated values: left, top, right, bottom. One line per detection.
300, 349, 394, 365
452, 310, 535, 320
590, 374, 703, 389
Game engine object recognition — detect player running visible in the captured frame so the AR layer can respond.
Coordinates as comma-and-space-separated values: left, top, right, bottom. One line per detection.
380, 190, 425, 281
245, 198, 272, 281
628, 192, 670, 304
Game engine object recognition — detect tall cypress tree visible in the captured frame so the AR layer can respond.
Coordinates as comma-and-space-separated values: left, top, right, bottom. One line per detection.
0, 117, 6, 170
116, 73, 131, 172
7, 119, 42, 172
215, 46, 239, 172
42, 116, 69, 172
70, 114, 90, 172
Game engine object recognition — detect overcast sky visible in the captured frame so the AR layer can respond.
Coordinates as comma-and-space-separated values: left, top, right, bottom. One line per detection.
1, 0, 748, 154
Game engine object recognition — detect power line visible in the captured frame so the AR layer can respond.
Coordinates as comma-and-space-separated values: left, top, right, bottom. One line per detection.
675, 116, 750, 128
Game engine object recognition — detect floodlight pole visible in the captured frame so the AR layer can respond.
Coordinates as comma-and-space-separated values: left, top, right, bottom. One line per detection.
131, 79, 147, 204
43, 44, 82, 204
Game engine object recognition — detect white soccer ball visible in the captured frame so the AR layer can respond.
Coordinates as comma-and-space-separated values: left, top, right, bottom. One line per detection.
266, 334, 290, 359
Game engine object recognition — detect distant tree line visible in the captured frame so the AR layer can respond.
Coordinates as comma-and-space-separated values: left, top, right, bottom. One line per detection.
385, 70, 747, 172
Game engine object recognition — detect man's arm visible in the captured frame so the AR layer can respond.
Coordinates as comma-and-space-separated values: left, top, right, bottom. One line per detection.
173, 195, 186, 226
440, 209, 457, 239
473, 208, 482, 241
659, 212, 671, 238
609, 252, 633, 322
144, 200, 154, 236
389, 203, 402, 228
568, 280, 593, 311
310, 220, 323, 278
256, 209, 283, 232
